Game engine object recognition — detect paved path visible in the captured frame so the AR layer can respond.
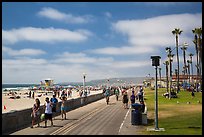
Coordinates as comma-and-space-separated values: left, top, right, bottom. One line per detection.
11, 90, 146, 135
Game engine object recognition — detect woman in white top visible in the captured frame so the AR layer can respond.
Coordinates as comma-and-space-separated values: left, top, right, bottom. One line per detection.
44, 97, 53, 128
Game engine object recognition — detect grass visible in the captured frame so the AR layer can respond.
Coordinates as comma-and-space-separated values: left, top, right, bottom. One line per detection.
141, 87, 202, 135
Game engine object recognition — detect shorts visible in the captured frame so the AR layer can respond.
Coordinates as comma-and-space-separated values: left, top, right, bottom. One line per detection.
45, 113, 52, 120
61, 106, 65, 111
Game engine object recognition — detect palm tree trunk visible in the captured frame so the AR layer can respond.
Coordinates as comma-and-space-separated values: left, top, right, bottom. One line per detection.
196, 44, 199, 92
183, 50, 187, 90
176, 35, 180, 93
198, 37, 202, 91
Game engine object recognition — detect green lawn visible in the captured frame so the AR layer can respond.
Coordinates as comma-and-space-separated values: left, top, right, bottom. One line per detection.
142, 88, 202, 135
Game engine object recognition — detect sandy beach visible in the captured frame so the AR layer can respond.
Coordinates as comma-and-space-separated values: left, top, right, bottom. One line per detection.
2, 89, 103, 113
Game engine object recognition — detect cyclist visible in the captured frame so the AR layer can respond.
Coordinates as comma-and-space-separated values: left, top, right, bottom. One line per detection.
105, 87, 110, 105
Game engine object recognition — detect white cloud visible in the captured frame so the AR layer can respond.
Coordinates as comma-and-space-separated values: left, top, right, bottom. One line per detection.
2, 27, 92, 45
3, 46, 46, 56
89, 13, 201, 56
2, 51, 151, 83
2, 57, 113, 83
89, 45, 155, 55
113, 13, 202, 47
37, 7, 93, 24
53, 52, 114, 65
112, 61, 150, 68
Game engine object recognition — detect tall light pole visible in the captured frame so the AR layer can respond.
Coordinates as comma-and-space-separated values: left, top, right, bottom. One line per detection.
189, 53, 194, 84
83, 72, 86, 96
150, 56, 164, 131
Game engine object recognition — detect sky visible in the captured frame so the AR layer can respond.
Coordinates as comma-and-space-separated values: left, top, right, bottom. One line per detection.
2, 2, 202, 84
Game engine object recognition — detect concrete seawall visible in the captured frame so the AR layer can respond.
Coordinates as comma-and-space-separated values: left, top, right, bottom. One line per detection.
2, 91, 114, 134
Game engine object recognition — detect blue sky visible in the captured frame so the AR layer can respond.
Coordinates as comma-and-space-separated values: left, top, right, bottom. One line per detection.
2, 2, 202, 84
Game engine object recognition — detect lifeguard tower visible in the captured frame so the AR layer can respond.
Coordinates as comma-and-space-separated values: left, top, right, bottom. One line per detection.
44, 78, 54, 87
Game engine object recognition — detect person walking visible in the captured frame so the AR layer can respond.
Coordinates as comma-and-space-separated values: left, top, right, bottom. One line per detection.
115, 87, 120, 101
138, 87, 144, 102
60, 96, 67, 120
44, 97, 53, 128
122, 91, 129, 109
29, 90, 32, 98
31, 98, 41, 128
130, 90, 136, 108
32, 91, 35, 99
50, 95, 58, 119
105, 88, 110, 105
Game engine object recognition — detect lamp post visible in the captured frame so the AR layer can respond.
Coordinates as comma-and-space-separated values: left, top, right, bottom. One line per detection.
189, 53, 194, 84
181, 42, 188, 74
83, 73, 86, 96
150, 56, 161, 131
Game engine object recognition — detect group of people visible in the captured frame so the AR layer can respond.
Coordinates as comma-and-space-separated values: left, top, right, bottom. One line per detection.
31, 86, 145, 128
31, 94, 68, 128
103, 86, 145, 109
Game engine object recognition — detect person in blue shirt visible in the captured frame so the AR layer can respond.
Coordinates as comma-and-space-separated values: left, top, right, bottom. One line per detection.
50, 95, 58, 119
105, 88, 110, 105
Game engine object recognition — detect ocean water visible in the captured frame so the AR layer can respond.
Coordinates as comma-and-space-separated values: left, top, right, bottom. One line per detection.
2, 84, 39, 91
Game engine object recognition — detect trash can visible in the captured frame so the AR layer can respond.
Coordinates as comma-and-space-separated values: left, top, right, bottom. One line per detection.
131, 103, 142, 125
132, 103, 142, 110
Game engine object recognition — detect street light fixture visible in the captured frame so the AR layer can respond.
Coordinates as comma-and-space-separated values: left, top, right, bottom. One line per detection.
83, 72, 87, 96
150, 56, 164, 131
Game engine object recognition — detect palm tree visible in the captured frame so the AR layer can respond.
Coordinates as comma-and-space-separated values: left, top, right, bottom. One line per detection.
193, 38, 199, 91
192, 28, 202, 91
172, 28, 183, 93
163, 61, 169, 93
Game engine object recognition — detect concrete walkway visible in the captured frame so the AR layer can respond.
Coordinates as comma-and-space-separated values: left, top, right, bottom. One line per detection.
10, 89, 147, 135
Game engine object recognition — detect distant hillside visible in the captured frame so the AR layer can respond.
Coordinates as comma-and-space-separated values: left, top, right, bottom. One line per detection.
88, 77, 146, 86
58, 77, 147, 86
